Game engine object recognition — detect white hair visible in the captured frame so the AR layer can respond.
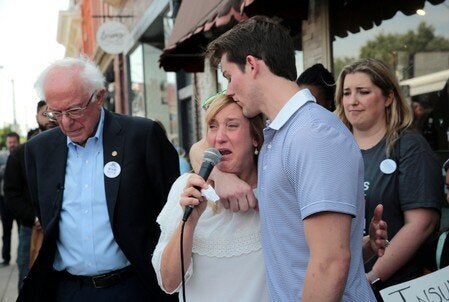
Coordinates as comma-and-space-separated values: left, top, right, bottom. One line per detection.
34, 55, 105, 100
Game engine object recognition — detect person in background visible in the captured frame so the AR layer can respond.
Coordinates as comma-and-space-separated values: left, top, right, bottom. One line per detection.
411, 98, 433, 130
335, 58, 441, 299
203, 15, 376, 301
422, 159, 449, 273
411, 98, 438, 150
5, 132, 20, 151
3, 100, 57, 289
154, 119, 191, 174
34, 101, 58, 136
296, 63, 336, 111
0, 131, 20, 267
175, 146, 191, 174
19, 56, 179, 301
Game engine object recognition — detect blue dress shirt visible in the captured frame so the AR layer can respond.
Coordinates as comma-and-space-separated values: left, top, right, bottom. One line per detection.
53, 109, 129, 275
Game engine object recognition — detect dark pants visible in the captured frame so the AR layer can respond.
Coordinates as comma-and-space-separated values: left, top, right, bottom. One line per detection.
0, 195, 15, 263
55, 272, 151, 302
17, 225, 32, 289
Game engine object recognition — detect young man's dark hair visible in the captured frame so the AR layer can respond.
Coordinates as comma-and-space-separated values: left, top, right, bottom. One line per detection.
206, 15, 297, 81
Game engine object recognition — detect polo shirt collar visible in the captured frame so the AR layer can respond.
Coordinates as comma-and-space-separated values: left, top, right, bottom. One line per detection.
268, 88, 315, 130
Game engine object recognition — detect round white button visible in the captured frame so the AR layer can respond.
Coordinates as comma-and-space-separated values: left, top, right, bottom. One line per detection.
104, 161, 121, 178
380, 159, 397, 174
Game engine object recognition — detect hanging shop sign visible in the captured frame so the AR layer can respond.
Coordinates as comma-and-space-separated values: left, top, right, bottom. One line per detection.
96, 21, 130, 54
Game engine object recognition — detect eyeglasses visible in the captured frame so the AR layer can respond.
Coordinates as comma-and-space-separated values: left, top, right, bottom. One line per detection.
201, 89, 226, 110
43, 91, 97, 122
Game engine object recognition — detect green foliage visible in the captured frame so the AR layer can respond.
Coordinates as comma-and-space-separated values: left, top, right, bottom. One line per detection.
360, 33, 405, 67
333, 56, 358, 80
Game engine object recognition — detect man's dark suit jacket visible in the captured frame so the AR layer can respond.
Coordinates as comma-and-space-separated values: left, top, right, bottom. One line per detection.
19, 110, 180, 301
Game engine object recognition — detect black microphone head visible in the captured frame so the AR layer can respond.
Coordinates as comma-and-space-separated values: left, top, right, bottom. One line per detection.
203, 148, 221, 166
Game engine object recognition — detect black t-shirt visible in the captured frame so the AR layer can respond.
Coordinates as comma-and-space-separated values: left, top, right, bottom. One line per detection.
362, 131, 442, 288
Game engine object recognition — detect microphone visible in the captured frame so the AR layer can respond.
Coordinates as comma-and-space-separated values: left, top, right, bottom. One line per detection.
182, 148, 221, 221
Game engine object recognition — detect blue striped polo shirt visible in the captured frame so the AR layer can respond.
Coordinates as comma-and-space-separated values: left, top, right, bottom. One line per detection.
258, 89, 375, 301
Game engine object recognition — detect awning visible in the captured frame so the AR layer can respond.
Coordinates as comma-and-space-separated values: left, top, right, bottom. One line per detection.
160, 0, 307, 72
160, 0, 444, 72
400, 69, 449, 96
160, 0, 250, 72
165, 0, 251, 53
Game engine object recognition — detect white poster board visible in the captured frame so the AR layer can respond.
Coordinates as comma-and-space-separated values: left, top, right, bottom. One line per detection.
380, 266, 449, 301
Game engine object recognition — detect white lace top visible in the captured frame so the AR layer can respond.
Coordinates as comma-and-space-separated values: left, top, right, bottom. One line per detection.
152, 173, 268, 302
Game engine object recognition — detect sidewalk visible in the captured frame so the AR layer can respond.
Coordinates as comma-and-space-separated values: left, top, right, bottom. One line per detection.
0, 222, 18, 302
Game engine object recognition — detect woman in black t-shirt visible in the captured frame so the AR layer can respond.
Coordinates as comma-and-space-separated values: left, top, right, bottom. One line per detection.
335, 58, 442, 299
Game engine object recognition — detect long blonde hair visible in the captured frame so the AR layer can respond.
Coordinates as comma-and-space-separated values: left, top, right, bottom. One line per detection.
335, 58, 413, 156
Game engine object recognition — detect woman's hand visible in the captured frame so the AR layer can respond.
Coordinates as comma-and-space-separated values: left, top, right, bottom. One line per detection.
180, 173, 209, 221
369, 204, 389, 257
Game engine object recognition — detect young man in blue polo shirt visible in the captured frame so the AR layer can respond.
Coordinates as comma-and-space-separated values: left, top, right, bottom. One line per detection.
203, 16, 376, 301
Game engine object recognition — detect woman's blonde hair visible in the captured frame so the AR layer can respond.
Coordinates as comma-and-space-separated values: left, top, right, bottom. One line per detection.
335, 58, 413, 157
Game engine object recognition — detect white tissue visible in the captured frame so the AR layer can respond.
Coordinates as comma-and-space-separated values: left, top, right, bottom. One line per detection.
201, 185, 220, 203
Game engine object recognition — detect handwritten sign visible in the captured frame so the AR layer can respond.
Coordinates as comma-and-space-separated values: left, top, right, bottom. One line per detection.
96, 21, 130, 54
380, 266, 449, 301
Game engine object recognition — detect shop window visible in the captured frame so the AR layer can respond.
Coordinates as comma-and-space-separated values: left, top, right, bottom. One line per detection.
129, 45, 146, 117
